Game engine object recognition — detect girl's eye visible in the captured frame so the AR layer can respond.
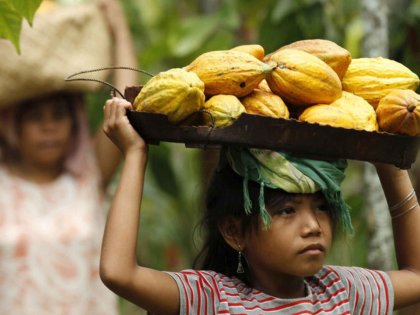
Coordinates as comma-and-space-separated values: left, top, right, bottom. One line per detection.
315, 204, 330, 212
274, 207, 295, 216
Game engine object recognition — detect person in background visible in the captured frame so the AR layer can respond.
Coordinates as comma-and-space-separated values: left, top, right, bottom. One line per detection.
99, 97, 420, 315
0, 0, 137, 314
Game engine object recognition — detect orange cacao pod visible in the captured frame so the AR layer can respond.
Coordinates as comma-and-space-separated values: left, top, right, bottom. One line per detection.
241, 90, 289, 119
269, 39, 352, 80
376, 89, 420, 136
265, 48, 342, 106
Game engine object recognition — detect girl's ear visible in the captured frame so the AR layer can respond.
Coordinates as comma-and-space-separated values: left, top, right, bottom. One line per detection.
218, 216, 244, 250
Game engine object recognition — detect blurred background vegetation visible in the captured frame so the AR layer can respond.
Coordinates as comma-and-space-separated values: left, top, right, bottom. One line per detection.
2, 0, 419, 314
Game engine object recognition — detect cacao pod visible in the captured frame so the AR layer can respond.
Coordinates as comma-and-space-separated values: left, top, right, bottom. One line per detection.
265, 48, 342, 106
241, 90, 289, 119
299, 105, 356, 129
269, 39, 352, 80
342, 57, 419, 108
202, 94, 246, 127
299, 91, 378, 131
256, 79, 272, 92
133, 68, 205, 123
184, 50, 274, 97
376, 89, 420, 136
230, 44, 265, 61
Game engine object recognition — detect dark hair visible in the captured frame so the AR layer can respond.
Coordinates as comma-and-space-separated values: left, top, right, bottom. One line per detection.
15, 92, 80, 134
193, 159, 340, 283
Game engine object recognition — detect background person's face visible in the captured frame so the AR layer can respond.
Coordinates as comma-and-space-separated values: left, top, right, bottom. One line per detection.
18, 98, 73, 169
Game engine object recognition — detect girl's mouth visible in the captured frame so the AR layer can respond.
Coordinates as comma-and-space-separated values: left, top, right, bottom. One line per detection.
298, 243, 325, 255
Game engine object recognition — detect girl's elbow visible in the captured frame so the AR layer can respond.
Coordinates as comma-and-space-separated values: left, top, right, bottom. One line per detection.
99, 262, 132, 291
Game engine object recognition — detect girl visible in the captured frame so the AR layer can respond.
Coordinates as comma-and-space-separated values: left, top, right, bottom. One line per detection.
100, 98, 420, 314
0, 1, 137, 314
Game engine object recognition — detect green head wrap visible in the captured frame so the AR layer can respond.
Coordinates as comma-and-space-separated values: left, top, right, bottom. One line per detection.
224, 147, 352, 233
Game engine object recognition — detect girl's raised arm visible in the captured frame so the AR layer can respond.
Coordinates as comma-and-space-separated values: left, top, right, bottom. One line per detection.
375, 163, 420, 309
99, 98, 180, 315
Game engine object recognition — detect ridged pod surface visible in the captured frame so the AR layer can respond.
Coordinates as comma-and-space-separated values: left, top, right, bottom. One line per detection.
299, 105, 355, 129
241, 90, 289, 119
376, 89, 420, 136
202, 94, 246, 127
265, 48, 342, 106
299, 91, 378, 131
185, 50, 274, 97
270, 39, 352, 80
256, 79, 272, 92
230, 44, 265, 61
133, 68, 205, 123
342, 57, 420, 108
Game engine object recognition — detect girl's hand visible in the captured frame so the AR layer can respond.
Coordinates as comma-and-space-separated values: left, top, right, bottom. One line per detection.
103, 97, 147, 156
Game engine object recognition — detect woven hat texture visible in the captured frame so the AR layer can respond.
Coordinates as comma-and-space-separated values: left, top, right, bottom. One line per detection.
0, 3, 112, 108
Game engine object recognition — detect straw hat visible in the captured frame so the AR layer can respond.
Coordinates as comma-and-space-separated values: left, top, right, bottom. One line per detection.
0, 2, 112, 108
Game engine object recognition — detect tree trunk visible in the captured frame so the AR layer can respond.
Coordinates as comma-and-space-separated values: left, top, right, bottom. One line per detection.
361, 0, 395, 271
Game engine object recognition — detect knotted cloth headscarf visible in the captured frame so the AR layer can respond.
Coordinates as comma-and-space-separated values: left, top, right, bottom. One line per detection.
224, 147, 352, 233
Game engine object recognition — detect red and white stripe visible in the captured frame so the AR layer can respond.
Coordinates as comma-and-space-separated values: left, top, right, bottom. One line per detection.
168, 265, 393, 314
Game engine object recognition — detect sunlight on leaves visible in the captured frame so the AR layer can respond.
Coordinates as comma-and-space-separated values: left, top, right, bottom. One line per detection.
0, 0, 42, 52
0, 1, 22, 51
12, 0, 42, 25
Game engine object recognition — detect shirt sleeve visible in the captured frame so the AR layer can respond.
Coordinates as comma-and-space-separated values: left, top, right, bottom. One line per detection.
329, 265, 394, 315
165, 269, 220, 315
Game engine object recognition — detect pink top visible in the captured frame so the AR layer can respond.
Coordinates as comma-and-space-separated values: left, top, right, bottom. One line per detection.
0, 165, 118, 315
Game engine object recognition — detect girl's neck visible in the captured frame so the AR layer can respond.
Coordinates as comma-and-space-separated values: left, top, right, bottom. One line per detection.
6, 161, 64, 184
249, 272, 307, 299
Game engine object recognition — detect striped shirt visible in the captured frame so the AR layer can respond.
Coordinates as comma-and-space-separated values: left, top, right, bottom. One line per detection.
168, 265, 393, 314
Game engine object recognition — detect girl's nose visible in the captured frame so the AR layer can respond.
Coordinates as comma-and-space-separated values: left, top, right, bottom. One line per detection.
301, 209, 322, 237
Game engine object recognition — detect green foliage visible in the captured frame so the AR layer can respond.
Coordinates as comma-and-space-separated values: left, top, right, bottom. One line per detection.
0, 0, 41, 52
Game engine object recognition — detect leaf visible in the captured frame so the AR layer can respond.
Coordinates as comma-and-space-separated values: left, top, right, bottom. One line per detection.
167, 15, 220, 57
270, 0, 323, 22
0, 0, 23, 52
270, 0, 298, 22
11, 0, 42, 25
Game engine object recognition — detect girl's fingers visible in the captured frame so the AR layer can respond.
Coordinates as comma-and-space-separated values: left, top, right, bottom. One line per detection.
103, 98, 135, 136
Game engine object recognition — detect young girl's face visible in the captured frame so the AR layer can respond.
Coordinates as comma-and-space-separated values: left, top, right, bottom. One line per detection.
242, 192, 333, 283
17, 97, 73, 169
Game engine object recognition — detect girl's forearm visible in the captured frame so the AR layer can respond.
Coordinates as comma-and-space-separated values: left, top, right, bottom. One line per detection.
100, 149, 147, 287
375, 164, 420, 269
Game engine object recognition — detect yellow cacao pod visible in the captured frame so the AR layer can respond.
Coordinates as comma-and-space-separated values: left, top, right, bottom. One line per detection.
184, 50, 273, 97
265, 48, 342, 106
299, 105, 356, 129
376, 89, 420, 136
256, 79, 272, 92
299, 91, 378, 131
331, 92, 378, 131
133, 68, 205, 123
202, 94, 246, 127
342, 57, 420, 108
270, 39, 352, 80
241, 90, 289, 119
230, 44, 265, 61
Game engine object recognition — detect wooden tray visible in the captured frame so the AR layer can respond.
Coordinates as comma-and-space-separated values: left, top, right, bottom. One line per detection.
125, 86, 420, 169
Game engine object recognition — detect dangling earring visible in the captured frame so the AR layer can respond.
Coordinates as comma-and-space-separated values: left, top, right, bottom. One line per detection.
236, 249, 245, 274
